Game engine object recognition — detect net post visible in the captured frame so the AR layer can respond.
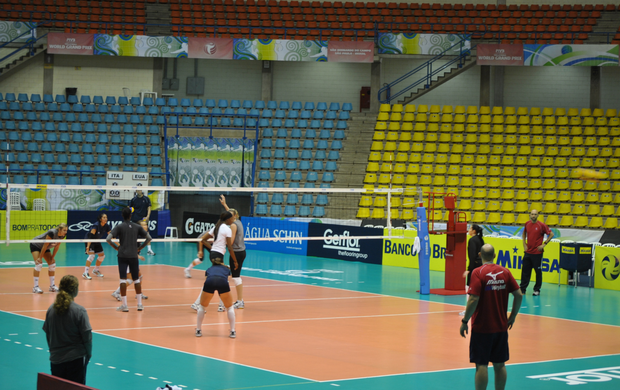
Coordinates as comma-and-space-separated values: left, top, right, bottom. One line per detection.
5, 182, 10, 246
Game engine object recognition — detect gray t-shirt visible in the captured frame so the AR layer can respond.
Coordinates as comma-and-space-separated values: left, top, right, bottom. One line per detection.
232, 219, 245, 252
32, 228, 64, 250
43, 302, 92, 364
107, 221, 151, 258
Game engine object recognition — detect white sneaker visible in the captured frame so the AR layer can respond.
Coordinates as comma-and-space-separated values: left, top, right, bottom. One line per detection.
459, 311, 465, 316
82, 272, 92, 280
137, 304, 144, 311
195, 329, 202, 337
92, 270, 103, 277
33, 286, 43, 294
191, 303, 199, 311
147, 250, 156, 256
233, 300, 244, 309
111, 291, 122, 301
49, 285, 59, 292
229, 330, 236, 339
218, 303, 225, 312
184, 268, 192, 278
117, 304, 129, 312
137, 294, 148, 299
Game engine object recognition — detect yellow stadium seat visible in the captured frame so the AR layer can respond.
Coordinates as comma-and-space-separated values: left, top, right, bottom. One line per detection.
408, 153, 421, 163
604, 217, 618, 229
369, 152, 381, 162
367, 162, 380, 172
596, 117, 608, 126
359, 196, 373, 207
571, 192, 585, 202
557, 191, 571, 202
501, 178, 514, 188
570, 180, 583, 190
486, 201, 500, 212
373, 196, 387, 207
388, 122, 401, 131
476, 155, 489, 165
580, 108, 592, 117
600, 205, 615, 216
514, 201, 528, 213
505, 116, 517, 125
373, 131, 386, 141
393, 163, 407, 173
377, 112, 390, 121
379, 104, 391, 112
383, 151, 395, 161
474, 189, 487, 199
475, 166, 488, 176
586, 193, 599, 203
390, 209, 401, 220
428, 114, 440, 123
492, 116, 504, 125
593, 108, 605, 117
516, 214, 529, 224
454, 114, 466, 124
467, 115, 479, 124
474, 177, 487, 187
460, 188, 473, 198
559, 215, 574, 227
585, 204, 600, 216
420, 153, 434, 163
485, 213, 500, 224
599, 181, 611, 191
573, 204, 586, 215
501, 213, 515, 224
441, 114, 453, 123
530, 179, 542, 189
403, 113, 415, 122
570, 117, 582, 126
399, 132, 412, 142
588, 147, 601, 157
384, 142, 397, 151
492, 145, 505, 154
466, 106, 478, 114
556, 117, 568, 126
472, 212, 486, 223
378, 174, 391, 184
516, 190, 530, 200
480, 115, 492, 124
589, 217, 603, 228
491, 134, 504, 144
414, 122, 426, 132
501, 189, 514, 200
364, 173, 377, 183
542, 215, 557, 226
386, 131, 399, 141
380, 163, 393, 172
428, 105, 440, 114
451, 144, 464, 154
501, 156, 514, 165
530, 116, 543, 125
500, 201, 514, 212
542, 202, 557, 214
397, 143, 410, 153
356, 208, 371, 218
544, 126, 557, 135
415, 113, 427, 122
584, 180, 597, 191
392, 104, 403, 113
458, 199, 472, 210
461, 166, 474, 176
375, 122, 387, 131
395, 152, 408, 162
404, 105, 416, 113
371, 208, 385, 219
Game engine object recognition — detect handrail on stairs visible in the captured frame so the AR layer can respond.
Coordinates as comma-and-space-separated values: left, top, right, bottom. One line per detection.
0, 11, 52, 65
378, 36, 475, 105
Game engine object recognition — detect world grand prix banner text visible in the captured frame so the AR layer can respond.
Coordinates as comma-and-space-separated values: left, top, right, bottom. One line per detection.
377, 33, 470, 55
382, 230, 563, 285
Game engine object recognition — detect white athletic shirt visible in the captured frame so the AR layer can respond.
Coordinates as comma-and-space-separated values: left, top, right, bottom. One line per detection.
209, 224, 232, 255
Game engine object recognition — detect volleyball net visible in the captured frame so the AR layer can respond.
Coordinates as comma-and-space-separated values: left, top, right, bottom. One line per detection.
0, 183, 434, 246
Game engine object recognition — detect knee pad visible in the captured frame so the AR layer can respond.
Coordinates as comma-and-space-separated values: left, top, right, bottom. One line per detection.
48, 263, 56, 272
98, 255, 105, 263
34, 263, 43, 272
133, 279, 140, 284
86, 254, 95, 262
119, 279, 128, 285
232, 277, 242, 286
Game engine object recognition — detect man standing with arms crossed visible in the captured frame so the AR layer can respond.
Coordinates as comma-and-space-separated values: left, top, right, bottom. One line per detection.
521, 209, 553, 296
460, 244, 523, 390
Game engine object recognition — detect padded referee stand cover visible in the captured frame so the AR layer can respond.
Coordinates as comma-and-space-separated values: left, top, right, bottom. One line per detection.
559, 243, 594, 273
417, 206, 431, 295
37, 373, 99, 390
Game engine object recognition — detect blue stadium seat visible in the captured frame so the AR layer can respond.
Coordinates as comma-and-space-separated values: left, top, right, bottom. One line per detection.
230, 99, 240, 109
203, 99, 215, 108
285, 160, 297, 170
312, 207, 325, 217
122, 145, 134, 154
259, 160, 271, 170
331, 140, 343, 150
303, 140, 314, 149
13, 141, 25, 151
304, 102, 315, 110
260, 149, 271, 159
342, 103, 353, 111
242, 100, 253, 109
258, 171, 271, 181
333, 130, 345, 140
271, 119, 282, 128
271, 193, 284, 204
317, 140, 328, 150
136, 145, 147, 155
310, 120, 321, 129
23, 163, 35, 174
312, 161, 323, 171
149, 135, 159, 144
79, 95, 91, 104
324, 120, 334, 129
269, 204, 282, 216
322, 172, 334, 182
284, 206, 296, 216
42, 94, 53, 103
297, 206, 310, 216
123, 155, 135, 165
22, 102, 33, 111
16, 93, 27, 102
317, 102, 327, 111
59, 103, 71, 112
155, 97, 166, 106
143, 97, 154, 106
275, 110, 286, 119
117, 114, 128, 124
73, 103, 83, 112
110, 135, 122, 144
137, 156, 148, 165
218, 99, 228, 108
35, 103, 46, 112
319, 129, 331, 139
336, 121, 348, 129
256, 193, 269, 204
152, 178, 164, 186
338, 111, 350, 120
289, 171, 302, 181
255, 100, 266, 109
96, 155, 108, 164
111, 105, 122, 114
30, 94, 41, 102
274, 149, 286, 159
326, 111, 337, 120
66, 164, 79, 175
82, 177, 94, 185
39, 176, 52, 184
313, 111, 324, 119
287, 110, 298, 119
12, 175, 25, 184
83, 154, 95, 164
70, 155, 82, 164
27, 142, 39, 152
314, 150, 326, 160
110, 155, 122, 165
92, 96, 103, 104
53, 176, 66, 184
136, 166, 148, 172
109, 145, 120, 154
118, 96, 129, 105
57, 154, 68, 163
273, 160, 285, 170
95, 177, 106, 185
39, 112, 50, 121
97, 104, 108, 113
287, 149, 299, 159
34, 132, 45, 142
325, 161, 338, 171
306, 171, 318, 182
328, 151, 340, 160
255, 204, 268, 215
67, 95, 78, 104
85, 134, 96, 143
65, 113, 77, 122
54, 94, 66, 103
274, 171, 286, 181
289, 139, 300, 149
17, 152, 28, 163
123, 134, 134, 144
67, 177, 80, 185
43, 153, 55, 163
262, 128, 274, 138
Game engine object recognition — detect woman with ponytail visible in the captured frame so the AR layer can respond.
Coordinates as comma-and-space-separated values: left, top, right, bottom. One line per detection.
460, 224, 485, 316
43, 275, 92, 385
194, 212, 238, 338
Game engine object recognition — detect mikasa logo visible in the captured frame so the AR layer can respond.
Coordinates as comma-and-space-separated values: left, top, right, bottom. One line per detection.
322, 229, 360, 252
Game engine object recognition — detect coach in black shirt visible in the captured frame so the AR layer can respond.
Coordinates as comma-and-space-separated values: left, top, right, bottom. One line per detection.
129, 190, 151, 223
106, 207, 151, 312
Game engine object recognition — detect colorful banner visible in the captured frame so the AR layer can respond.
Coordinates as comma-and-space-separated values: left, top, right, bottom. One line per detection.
477, 44, 523, 66
168, 137, 254, 188
6, 211, 68, 240
0, 21, 36, 42
188, 37, 234, 59
66, 210, 160, 239
48, 33, 94, 55
594, 245, 620, 291
94, 35, 188, 57
377, 33, 470, 55
233, 39, 327, 61
327, 41, 374, 63
523, 44, 619, 66
241, 216, 309, 255
382, 232, 562, 285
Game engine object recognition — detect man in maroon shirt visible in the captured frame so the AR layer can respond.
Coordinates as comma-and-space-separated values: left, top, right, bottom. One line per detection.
521, 209, 554, 296
460, 244, 523, 390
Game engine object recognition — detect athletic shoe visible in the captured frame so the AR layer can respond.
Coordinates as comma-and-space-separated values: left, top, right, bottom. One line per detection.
138, 294, 148, 300
117, 304, 129, 312
229, 330, 236, 339
147, 250, 156, 256
459, 310, 465, 316
93, 270, 104, 278
82, 272, 92, 280
533, 291, 540, 296
191, 303, 199, 311
111, 291, 122, 301
218, 303, 225, 312
233, 300, 245, 309
137, 304, 144, 311
49, 285, 59, 292
195, 329, 202, 337
33, 286, 43, 294
184, 268, 192, 278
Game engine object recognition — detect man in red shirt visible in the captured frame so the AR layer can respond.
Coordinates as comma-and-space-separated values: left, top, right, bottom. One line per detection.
521, 209, 554, 296
460, 244, 523, 390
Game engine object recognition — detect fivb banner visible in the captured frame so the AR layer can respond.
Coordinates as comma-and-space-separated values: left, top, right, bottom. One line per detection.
188, 37, 233, 59
241, 216, 308, 255
307, 223, 383, 264
48, 33, 94, 55
181, 211, 220, 238
594, 246, 620, 291
66, 210, 159, 239
377, 33, 470, 55
382, 233, 562, 285
477, 44, 523, 66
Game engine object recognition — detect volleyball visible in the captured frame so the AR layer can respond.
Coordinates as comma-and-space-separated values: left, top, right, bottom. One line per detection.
601, 255, 620, 281
573, 168, 605, 181
130, 207, 135, 213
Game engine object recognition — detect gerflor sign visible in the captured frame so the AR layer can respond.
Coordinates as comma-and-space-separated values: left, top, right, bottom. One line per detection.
308, 223, 383, 264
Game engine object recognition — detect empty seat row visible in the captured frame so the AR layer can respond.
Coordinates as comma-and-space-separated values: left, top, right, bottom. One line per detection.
255, 204, 325, 217
260, 159, 337, 171
1, 174, 164, 186
2, 152, 163, 166
258, 170, 334, 182
262, 138, 343, 150
263, 127, 346, 139
260, 149, 340, 160
256, 192, 329, 205
379, 104, 619, 118
0, 124, 160, 136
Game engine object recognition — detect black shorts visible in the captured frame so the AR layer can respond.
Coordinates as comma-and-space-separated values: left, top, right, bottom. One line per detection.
30, 244, 50, 254
470, 331, 509, 365
118, 257, 140, 281
86, 243, 104, 254
230, 250, 246, 278
202, 276, 231, 295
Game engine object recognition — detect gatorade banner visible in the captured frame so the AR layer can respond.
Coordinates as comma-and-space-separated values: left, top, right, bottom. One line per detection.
594, 246, 620, 291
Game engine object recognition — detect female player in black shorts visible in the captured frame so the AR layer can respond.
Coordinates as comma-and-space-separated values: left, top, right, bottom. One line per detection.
195, 212, 238, 338
83, 213, 110, 280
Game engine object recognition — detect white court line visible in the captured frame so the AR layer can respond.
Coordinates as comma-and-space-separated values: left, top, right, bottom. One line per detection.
95, 309, 461, 332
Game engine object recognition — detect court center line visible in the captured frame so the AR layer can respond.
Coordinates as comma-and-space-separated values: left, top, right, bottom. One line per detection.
94, 309, 462, 332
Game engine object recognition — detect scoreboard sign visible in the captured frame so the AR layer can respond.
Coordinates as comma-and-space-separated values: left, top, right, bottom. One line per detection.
105, 171, 149, 201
